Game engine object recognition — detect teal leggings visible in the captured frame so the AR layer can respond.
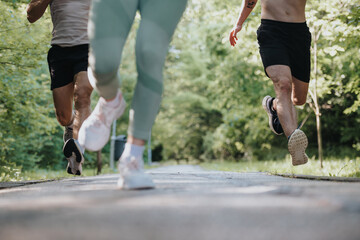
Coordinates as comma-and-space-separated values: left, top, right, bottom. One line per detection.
88, 0, 187, 140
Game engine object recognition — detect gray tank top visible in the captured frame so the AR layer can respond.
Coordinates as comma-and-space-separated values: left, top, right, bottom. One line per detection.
50, 0, 90, 47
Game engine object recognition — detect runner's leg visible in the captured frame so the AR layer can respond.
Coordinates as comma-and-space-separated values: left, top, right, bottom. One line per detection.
78, 0, 137, 151
52, 82, 74, 127
266, 65, 297, 137
128, 0, 188, 141
53, 81, 85, 175
73, 71, 92, 139
117, 0, 187, 189
88, 0, 138, 99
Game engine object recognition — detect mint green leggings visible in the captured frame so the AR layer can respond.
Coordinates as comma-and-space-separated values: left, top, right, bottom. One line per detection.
88, 0, 187, 140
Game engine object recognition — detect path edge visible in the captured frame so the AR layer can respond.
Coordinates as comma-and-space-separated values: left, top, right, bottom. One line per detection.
275, 173, 360, 182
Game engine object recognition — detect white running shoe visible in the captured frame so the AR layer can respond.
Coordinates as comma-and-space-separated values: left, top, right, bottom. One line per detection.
117, 155, 155, 190
288, 129, 309, 166
63, 138, 84, 175
78, 91, 126, 151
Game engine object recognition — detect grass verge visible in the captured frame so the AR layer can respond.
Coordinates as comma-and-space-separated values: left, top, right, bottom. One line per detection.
200, 157, 360, 178
3, 166, 118, 182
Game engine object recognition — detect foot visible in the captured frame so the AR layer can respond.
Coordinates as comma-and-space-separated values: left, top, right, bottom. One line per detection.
78, 91, 126, 151
288, 129, 308, 166
117, 155, 155, 190
63, 126, 73, 143
63, 138, 84, 175
262, 95, 284, 135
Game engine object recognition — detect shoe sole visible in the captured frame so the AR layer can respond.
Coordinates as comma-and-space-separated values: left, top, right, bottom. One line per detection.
63, 139, 83, 163
67, 164, 81, 175
262, 95, 283, 136
63, 139, 84, 175
117, 173, 155, 190
66, 160, 82, 175
288, 129, 308, 166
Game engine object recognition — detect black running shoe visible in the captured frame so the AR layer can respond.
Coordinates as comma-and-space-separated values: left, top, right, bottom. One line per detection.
262, 95, 284, 135
63, 138, 84, 175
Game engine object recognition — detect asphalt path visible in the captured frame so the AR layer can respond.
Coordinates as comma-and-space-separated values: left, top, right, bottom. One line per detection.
1, 165, 360, 240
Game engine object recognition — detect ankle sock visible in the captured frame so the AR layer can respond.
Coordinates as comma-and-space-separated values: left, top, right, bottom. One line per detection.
122, 143, 144, 159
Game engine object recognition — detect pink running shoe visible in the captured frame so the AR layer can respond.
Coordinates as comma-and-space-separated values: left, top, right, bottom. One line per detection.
78, 91, 126, 151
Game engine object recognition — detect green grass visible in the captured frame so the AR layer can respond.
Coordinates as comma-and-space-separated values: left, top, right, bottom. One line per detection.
6, 166, 118, 182
200, 157, 360, 178
3, 162, 160, 182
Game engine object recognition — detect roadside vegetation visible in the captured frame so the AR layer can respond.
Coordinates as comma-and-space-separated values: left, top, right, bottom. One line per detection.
201, 158, 360, 178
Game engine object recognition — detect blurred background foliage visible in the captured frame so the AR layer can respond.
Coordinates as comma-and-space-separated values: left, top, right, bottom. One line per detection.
0, 0, 359, 180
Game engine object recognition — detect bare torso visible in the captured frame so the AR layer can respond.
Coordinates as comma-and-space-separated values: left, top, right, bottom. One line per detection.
261, 0, 307, 22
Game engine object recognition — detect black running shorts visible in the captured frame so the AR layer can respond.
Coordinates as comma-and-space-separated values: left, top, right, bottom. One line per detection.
47, 44, 89, 90
257, 19, 312, 83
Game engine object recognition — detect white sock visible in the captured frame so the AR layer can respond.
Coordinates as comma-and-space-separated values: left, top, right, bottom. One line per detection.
103, 90, 121, 108
122, 143, 144, 159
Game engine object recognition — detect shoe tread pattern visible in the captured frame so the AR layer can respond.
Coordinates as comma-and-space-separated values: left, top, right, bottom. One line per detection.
288, 129, 308, 166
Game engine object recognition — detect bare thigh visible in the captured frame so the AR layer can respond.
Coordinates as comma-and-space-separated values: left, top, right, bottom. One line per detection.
266, 65, 292, 92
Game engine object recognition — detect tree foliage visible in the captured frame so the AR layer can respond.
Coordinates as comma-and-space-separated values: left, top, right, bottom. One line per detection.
306, 0, 360, 152
0, 1, 62, 179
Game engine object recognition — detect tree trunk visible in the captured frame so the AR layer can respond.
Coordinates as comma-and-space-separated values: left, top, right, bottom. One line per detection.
97, 151, 102, 175
316, 112, 323, 168
311, 27, 324, 168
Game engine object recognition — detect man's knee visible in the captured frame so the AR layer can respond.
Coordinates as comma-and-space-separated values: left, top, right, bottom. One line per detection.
271, 76, 292, 94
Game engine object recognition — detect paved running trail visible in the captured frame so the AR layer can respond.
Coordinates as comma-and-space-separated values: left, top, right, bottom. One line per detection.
1, 165, 360, 240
